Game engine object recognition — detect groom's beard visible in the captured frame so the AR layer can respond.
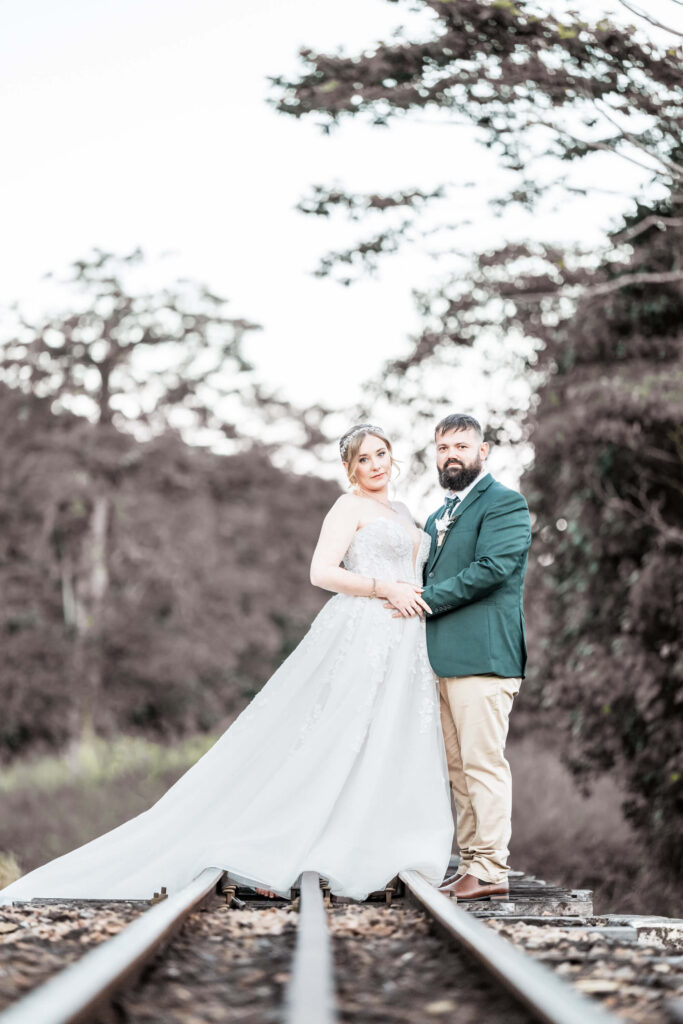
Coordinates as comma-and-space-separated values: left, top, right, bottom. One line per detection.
438, 458, 483, 492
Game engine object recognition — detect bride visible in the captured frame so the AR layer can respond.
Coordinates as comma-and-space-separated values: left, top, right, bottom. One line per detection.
0, 424, 454, 904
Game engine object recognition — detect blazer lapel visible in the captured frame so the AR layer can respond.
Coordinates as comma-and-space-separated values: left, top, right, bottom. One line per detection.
427, 473, 494, 572
424, 515, 440, 570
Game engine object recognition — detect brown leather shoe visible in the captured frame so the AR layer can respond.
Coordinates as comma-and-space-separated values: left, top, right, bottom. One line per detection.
438, 872, 463, 891
441, 872, 509, 901
439, 861, 473, 889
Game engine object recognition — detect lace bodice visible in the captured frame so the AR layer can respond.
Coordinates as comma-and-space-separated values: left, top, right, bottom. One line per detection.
342, 517, 431, 584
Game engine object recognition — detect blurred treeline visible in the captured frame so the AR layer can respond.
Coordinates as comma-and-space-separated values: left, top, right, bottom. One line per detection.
274, 0, 683, 875
0, 254, 338, 758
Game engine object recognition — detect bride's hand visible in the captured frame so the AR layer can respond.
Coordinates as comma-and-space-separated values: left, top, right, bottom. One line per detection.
381, 581, 432, 618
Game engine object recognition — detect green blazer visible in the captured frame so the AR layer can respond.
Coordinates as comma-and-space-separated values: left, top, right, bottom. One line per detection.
422, 473, 531, 679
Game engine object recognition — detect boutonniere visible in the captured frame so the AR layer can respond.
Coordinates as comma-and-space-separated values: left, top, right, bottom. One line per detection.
434, 513, 454, 548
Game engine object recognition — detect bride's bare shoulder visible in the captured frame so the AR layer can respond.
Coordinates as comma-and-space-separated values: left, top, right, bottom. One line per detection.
324, 493, 364, 522
331, 492, 363, 508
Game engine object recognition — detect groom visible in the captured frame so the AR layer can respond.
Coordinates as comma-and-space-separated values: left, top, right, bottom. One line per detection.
420, 414, 531, 900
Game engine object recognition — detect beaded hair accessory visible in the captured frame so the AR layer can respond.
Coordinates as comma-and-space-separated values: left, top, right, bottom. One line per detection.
339, 424, 386, 461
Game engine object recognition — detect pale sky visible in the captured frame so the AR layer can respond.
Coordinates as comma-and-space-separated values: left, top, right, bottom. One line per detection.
1, 0, 680, 509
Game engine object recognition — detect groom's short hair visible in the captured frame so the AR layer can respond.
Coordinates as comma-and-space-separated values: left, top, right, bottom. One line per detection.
435, 414, 483, 439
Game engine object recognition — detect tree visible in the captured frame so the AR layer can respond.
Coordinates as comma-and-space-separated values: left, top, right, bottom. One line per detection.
1, 247, 262, 435
270, 0, 682, 413
0, 386, 79, 753
0, 248, 259, 741
0, 249, 326, 745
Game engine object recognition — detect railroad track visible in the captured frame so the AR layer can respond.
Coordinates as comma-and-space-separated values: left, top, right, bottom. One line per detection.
399, 870, 613, 1024
1, 868, 681, 1023
0, 868, 224, 1024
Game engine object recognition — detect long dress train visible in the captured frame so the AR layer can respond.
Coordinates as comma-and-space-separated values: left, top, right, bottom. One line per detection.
0, 519, 453, 903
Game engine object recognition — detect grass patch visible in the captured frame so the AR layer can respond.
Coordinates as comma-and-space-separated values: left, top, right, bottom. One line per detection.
0, 733, 218, 877
0, 852, 21, 889
0, 733, 218, 794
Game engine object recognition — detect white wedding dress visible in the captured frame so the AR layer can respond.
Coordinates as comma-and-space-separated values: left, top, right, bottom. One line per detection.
0, 519, 454, 903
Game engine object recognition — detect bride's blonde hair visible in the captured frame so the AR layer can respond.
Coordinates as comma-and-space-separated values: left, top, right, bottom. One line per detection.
339, 424, 400, 488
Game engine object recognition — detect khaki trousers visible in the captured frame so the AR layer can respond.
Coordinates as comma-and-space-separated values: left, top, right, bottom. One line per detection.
439, 674, 520, 884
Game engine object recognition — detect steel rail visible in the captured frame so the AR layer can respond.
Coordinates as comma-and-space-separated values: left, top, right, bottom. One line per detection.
0, 867, 224, 1024
400, 870, 618, 1024
285, 871, 338, 1024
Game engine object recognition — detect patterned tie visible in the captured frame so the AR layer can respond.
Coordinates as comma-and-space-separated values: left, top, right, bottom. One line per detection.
444, 495, 461, 518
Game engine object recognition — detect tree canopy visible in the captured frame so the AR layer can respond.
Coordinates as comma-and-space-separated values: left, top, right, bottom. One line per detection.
271, 0, 682, 394
1, 248, 264, 439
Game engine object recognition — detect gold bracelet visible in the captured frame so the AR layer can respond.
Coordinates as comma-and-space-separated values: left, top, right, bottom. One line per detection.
369, 577, 377, 599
